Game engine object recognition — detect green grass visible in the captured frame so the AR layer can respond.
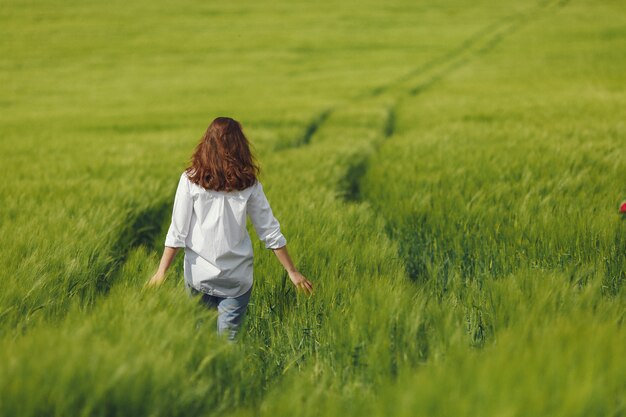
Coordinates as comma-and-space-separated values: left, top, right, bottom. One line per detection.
0, 0, 624, 416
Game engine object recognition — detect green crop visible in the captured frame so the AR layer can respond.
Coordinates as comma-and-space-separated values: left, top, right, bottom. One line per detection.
0, 0, 623, 416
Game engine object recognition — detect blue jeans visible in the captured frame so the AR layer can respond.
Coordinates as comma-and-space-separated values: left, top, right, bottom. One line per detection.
185, 282, 252, 341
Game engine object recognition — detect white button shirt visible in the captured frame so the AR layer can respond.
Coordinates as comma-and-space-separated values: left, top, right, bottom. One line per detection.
164, 171, 287, 298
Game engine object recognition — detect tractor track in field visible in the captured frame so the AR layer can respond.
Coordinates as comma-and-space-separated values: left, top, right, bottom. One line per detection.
10, 198, 172, 333
280, 0, 569, 203
92, 200, 171, 296
270, 0, 570, 291
348, 0, 570, 198
73, 199, 172, 307
279, 0, 569, 154
364, 18, 507, 99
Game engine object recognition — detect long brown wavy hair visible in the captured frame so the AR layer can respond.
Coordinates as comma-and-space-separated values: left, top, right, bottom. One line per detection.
185, 117, 260, 191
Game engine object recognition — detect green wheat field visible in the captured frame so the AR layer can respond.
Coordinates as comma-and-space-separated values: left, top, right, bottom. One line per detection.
1, 0, 624, 415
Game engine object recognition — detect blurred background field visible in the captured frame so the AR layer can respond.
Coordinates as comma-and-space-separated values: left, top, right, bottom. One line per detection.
0, 0, 624, 416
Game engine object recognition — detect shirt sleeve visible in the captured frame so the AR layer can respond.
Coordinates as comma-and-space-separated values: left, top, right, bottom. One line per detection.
164, 172, 194, 248
247, 181, 287, 249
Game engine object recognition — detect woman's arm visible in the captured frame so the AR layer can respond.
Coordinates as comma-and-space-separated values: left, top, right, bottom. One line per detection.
147, 172, 193, 288
272, 245, 313, 295
247, 181, 313, 294
146, 246, 181, 287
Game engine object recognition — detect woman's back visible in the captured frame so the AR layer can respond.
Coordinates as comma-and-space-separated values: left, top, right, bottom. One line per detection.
165, 171, 286, 298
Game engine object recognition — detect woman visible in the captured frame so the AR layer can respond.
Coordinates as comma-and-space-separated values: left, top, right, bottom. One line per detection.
147, 117, 313, 341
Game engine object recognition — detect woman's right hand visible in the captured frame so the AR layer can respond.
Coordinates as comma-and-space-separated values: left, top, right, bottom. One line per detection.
146, 271, 166, 288
289, 271, 314, 295
145, 247, 180, 289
